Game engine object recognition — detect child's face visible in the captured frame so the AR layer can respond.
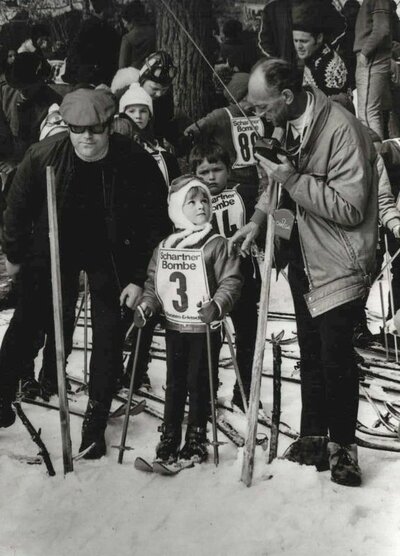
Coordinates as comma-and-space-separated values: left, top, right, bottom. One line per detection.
182, 188, 211, 226
195, 158, 229, 195
124, 104, 151, 129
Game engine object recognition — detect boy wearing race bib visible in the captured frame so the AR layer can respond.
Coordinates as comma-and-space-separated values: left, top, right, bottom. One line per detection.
190, 141, 260, 412
134, 175, 242, 463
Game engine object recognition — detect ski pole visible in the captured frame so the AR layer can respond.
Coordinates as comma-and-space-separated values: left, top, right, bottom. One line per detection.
83, 272, 89, 385
384, 234, 399, 363
73, 288, 85, 331
378, 280, 389, 361
222, 318, 248, 413
206, 323, 219, 466
117, 326, 142, 464
46, 166, 73, 474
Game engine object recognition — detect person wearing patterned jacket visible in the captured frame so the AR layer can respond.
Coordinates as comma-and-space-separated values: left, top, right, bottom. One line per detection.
292, 16, 353, 112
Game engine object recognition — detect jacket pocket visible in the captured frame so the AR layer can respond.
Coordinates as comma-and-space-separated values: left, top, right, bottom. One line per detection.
335, 223, 363, 274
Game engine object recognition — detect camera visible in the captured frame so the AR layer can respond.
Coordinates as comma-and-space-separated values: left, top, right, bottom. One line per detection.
254, 137, 287, 164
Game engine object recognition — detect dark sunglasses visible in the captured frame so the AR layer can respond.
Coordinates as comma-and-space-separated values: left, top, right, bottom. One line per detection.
68, 122, 109, 134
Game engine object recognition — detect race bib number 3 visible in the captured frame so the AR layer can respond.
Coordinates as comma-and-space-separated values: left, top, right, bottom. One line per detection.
155, 248, 210, 326
226, 109, 264, 169
212, 190, 246, 238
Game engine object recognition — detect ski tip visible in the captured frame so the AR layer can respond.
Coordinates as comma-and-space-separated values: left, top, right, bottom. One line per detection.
152, 459, 195, 476
134, 457, 154, 473
73, 442, 96, 461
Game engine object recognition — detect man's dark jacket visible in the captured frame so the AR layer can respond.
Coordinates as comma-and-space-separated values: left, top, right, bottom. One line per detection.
3, 132, 170, 288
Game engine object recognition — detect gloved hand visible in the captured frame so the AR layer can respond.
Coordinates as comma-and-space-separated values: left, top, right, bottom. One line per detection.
198, 300, 220, 324
386, 310, 400, 335
134, 304, 152, 328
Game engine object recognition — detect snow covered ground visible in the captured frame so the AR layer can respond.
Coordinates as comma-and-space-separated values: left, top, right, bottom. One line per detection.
0, 275, 400, 556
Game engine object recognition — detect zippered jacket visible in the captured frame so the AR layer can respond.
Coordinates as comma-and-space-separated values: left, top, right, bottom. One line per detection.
3, 132, 170, 288
252, 87, 378, 317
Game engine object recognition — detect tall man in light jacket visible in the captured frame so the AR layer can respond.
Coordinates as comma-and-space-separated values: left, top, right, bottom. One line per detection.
230, 59, 378, 487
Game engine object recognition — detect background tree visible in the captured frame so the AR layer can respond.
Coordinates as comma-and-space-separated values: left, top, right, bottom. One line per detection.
154, 0, 215, 121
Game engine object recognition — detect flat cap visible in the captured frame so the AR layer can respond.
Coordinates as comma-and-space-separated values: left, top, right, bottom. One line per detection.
60, 88, 116, 126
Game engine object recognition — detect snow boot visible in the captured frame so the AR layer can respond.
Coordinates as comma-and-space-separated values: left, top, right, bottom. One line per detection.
39, 376, 72, 401
231, 389, 246, 413
21, 377, 42, 400
155, 424, 182, 462
353, 319, 374, 348
79, 399, 109, 459
328, 442, 362, 487
179, 425, 208, 463
282, 436, 330, 471
0, 398, 16, 428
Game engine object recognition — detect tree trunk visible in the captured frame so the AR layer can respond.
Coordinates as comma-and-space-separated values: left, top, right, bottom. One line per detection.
155, 0, 214, 121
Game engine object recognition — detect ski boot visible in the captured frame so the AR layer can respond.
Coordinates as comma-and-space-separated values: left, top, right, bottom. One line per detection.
79, 399, 109, 459
231, 389, 246, 413
155, 424, 182, 462
39, 375, 72, 401
0, 397, 16, 428
21, 377, 42, 400
282, 436, 330, 471
179, 425, 208, 463
328, 442, 362, 487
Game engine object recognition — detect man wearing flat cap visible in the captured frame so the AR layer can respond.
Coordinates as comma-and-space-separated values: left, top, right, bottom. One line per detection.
0, 88, 169, 458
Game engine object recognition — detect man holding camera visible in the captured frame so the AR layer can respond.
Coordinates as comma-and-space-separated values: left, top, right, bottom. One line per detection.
230, 59, 378, 487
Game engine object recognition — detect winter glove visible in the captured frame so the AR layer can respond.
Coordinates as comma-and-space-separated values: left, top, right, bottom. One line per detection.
386, 310, 400, 335
197, 300, 220, 324
133, 305, 152, 328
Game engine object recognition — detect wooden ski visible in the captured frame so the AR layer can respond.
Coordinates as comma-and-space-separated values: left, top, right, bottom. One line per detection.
241, 212, 275, 487
46, 166, 73, 474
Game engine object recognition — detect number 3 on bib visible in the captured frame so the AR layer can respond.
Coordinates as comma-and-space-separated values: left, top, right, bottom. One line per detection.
156, 248, 210, 327
169, 271, 188, 312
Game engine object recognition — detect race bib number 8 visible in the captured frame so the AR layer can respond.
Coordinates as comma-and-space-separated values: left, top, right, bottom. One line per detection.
155, 248, 210, 326
226, 109, 265, 169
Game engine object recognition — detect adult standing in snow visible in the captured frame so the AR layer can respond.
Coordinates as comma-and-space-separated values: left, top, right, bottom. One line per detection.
229, 59, 378, 487
0, 88, 168, 459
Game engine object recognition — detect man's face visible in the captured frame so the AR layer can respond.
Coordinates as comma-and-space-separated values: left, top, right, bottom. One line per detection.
142, 80, 169, 99
69, 125, 109, 159
293, 31, 322, 60
248, 69, 290, 127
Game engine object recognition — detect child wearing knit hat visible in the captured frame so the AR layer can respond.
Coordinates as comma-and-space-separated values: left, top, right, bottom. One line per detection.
117, 82, 180, 187
134, 175, 242, 464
